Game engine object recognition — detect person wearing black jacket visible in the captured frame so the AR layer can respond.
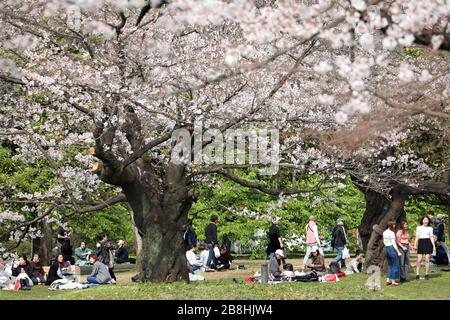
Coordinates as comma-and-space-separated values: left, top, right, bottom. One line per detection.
330, 218, 348, 268
11, 255, 35, 282
115, 240, 129, 264
96, 232, 116, 282
433, 214, 450, 263
266, 217, 283, 260
216, 246, 233, 271
204, 215, 218, 268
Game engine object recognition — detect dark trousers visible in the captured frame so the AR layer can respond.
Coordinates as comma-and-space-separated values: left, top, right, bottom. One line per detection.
109, 268, 116, 281
399, 246, 410, 280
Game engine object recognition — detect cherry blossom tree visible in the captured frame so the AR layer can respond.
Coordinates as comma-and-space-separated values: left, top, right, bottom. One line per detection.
1, 0, 449, 281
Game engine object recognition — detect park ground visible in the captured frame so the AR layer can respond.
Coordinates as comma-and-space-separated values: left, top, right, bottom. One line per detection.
1, 258, 449, 300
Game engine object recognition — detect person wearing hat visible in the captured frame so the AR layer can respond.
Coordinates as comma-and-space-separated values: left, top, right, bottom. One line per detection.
302, 215, 322, 270
269, 249, 285, 280
433, 214, 450, 263
266, 217, 284, 261
331, 218, 348, 269
306, 245, 326, 273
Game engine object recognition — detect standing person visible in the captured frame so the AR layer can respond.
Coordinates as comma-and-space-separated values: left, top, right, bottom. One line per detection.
184, 219, 198, 248
396, 221, 416, 282
302, 216, 321, 270
86, 254, 112, 284
74, 241, 92, 266
30, 254, 46, 284
330, 218, 348, 269
433, 214, 450, 262
96, 232, 116, 282
383, 220, 402, 286
415, 216, 436, 280
57, 221, 74, 264
266, 217, 283, 261
204, 215, 219, 269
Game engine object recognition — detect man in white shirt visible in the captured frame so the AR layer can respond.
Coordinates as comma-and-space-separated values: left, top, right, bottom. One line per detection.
186, 245, 204, 273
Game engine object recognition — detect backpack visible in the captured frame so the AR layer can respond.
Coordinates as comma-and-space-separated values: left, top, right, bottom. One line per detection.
328, 261, 341, 274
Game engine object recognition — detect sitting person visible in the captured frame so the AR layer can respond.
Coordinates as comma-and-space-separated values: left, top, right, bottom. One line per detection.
11, 255, 35, 282
116, 240, 131, 264
216, 246, 233, 271
431, 242, 449, 265
0, 258, 13, 289
269, 249, 285, 280
186, 244, 204, 273
283, 263, 295, 277
306, 246, 326, 273
30, 253, 46, 284
45, 254, 72, 285
74, 241, 92, 266
346, 249, 365, 274
199, 243, 210, 268
86, 254, 112, 284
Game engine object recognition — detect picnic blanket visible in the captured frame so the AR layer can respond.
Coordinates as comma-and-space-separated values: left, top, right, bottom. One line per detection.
48, 278, 89, 290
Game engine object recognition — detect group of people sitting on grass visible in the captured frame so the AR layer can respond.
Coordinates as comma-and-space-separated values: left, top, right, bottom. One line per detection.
186, 243, 234, 274
266, 247, 365, 282
0, 227, 135, 290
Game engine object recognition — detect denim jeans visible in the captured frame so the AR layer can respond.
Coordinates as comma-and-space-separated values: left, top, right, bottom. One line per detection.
331, 247, 346, 268
385, 245, 400, 280
206, 243, 215, 268
192, 265, 202, 272
303, 243, 317, 267
399, 246, 410, 280
87, 276, 100, 284
269, 252, 275, 261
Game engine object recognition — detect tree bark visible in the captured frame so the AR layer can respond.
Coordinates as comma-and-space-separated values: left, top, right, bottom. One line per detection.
110, 162, 195, 283
32, 221, 53, 265
358, 189, 391, 251
364, 185, 408, 268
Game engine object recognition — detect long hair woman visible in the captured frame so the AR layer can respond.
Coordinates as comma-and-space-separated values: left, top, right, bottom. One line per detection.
383, 220, 402, 286
414, 216, 436, 280
396, 221, 415, 282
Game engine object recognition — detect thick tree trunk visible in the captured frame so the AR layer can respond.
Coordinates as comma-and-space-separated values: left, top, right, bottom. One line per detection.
119, 163, 195, 282
32, 221, 53, 265
364, 186, 408, 268
358, 189, 391, 251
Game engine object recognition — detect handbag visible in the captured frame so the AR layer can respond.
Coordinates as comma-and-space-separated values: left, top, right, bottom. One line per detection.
342, 247, 350, 259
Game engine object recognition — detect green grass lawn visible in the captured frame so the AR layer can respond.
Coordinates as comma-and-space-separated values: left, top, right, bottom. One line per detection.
1, 260, 449, 300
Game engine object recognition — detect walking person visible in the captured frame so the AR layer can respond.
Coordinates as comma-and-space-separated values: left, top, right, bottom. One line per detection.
96, 232, 116, 283
396, 221, 415, 282
415, 216, 436, 280
302, 216, 321, 270
383, 220, 402, 286
204, 215, 218, 269
266, 217, 283, 261
330, 218, 348, 269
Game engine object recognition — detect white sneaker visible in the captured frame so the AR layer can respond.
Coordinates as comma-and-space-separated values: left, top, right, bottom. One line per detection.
110, 279, 116, 284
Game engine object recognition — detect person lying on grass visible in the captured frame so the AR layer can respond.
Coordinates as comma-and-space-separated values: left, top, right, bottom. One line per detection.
86, 254, 113, 285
